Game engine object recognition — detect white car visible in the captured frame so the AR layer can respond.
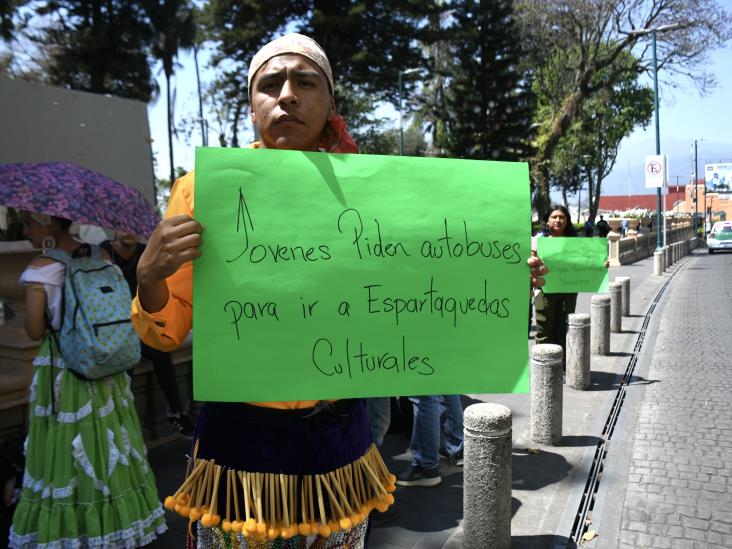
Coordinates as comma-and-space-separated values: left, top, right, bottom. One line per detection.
707, 221, 732, 253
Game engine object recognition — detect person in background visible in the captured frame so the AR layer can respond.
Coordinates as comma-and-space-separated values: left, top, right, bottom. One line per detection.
596, 215, 611, 237
532, 205, 578, 353
102, 231, 194, 437
10, 213, 166, 548
583, 218, 594, 237
396, 395, 464, 487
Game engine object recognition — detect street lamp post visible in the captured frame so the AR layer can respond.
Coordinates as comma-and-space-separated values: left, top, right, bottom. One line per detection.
398, 68, 421, 156
694, 139, 699, 231
578, 154, 591, 222
630, 23, 684, 250
651, 29, 663, 250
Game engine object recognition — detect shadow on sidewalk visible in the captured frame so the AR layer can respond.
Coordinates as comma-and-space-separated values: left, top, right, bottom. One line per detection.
560, 435, 602, 447
590, 370, 623, 391
512, 534, 577, 548
513, 448, 571, 491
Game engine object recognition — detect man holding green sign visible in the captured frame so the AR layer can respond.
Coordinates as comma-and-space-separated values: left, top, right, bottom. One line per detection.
131, 33, 548, 547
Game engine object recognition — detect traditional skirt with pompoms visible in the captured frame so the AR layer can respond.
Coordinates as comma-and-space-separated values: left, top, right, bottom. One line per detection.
164, 399, 395, 548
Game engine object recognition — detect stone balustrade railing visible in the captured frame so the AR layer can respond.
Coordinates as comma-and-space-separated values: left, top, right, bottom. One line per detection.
607, 221, 696, 266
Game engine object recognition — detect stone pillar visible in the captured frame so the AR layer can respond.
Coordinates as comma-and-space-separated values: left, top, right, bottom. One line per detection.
591, 294, 611, 355
609, 282, 622, 333
607, 232, 621, 266
566, 314, 590, 390
653, 250, 664, 276
530, 344, 563, 445
627, 229, 639, 261
615, 276, 631, 316
463, 403, 512, 549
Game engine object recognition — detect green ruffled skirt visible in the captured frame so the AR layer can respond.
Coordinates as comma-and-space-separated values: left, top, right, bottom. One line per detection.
9, 336, 167, 548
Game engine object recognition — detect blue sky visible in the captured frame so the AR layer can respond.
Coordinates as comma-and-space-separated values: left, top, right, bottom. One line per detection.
148, 10, 732, 194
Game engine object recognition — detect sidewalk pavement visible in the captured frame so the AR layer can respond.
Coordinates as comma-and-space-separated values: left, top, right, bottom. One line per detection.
147, 250, 697, 548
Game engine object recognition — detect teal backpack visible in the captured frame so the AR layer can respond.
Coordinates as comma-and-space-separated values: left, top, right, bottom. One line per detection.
44, 245, 140, 378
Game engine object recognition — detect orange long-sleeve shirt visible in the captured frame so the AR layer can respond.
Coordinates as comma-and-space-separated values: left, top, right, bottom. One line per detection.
130, 168, 327, 410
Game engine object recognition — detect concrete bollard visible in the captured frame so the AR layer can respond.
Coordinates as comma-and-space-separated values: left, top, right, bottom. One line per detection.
566, 314, 591, 390
591, 294, 611, 355
530, 344, 563, 445
463, 403, 512, 549
653, 250, 664, 276
615, 276, 631, 316
608, 282, 622, 333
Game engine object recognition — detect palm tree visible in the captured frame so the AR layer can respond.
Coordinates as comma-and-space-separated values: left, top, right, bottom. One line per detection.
144, 0, 196, 185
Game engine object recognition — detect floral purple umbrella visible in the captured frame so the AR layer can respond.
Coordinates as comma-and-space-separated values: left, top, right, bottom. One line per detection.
0, 161, 160, 237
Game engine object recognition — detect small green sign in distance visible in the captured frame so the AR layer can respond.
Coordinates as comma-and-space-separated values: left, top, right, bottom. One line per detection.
193, 147, 531, 402
537, 237, 609, 294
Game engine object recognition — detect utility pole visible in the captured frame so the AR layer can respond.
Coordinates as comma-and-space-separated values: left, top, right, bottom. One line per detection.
694, 139, 699, 231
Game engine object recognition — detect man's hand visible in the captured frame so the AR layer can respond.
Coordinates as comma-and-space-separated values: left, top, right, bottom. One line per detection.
136, 215, 203, 312
138, 215, 203, 282
528, 256, 548, 290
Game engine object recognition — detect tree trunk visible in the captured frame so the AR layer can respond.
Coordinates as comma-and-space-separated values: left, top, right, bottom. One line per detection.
193, 44, 206, 146
165, 71, 175, 185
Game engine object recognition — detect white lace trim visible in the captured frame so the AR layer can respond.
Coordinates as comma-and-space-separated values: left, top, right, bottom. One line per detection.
22, 470, 45, 493
107, 428, 128, 478
34, 404, 54, 417
71, 434, 109, 497
98, 396, 115, 418
8, 507, 167, 549
33, 354, 66, 369
120, 427, 148, 473
121, 375, 133, 406
54, 370, 63, 406
57, 401, 92, 423
29, 373, 38, 404
23, 471, 77, 499
50, 478, 77, 499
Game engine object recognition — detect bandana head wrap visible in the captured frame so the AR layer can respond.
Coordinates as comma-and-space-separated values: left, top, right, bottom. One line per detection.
248, 33, 334, 95
247, 33, 358, 154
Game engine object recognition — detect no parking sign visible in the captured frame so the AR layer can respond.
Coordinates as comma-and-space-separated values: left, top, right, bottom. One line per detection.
645, 155, 667, 189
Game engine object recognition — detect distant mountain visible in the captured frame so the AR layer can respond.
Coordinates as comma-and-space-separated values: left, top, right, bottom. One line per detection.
601, 135, 732, 196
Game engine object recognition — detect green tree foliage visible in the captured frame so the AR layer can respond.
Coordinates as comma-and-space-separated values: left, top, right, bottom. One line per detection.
34, 0, 157, 101
143, 0, 197, 184
517, 0, 732, 214
0, 0, 29, 40
536, 49, 654, 220
436, 0, 534, 161
201, 0, 428, 139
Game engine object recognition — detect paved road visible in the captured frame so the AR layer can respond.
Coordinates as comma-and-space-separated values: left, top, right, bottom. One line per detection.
594, 250, 732, 549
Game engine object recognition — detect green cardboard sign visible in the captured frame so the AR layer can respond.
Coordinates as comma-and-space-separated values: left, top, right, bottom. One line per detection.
193, 147, 531, 402
537, 237, 609, 293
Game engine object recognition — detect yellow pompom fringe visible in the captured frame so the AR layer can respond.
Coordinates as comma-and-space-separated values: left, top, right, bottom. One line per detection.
163, 441, 397, 540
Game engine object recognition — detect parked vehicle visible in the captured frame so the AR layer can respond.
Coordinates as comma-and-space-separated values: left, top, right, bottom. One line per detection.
706, 221, 732, 253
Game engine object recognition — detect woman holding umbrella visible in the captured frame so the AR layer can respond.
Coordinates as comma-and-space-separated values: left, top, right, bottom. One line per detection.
8, 212, 166, 548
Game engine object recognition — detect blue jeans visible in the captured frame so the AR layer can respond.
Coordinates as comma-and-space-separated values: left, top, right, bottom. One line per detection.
366, 397, 391, 447
408, 395, 464, 469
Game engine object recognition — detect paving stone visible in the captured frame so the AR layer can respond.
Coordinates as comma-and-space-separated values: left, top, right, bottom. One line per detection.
606, 254, 732, 549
